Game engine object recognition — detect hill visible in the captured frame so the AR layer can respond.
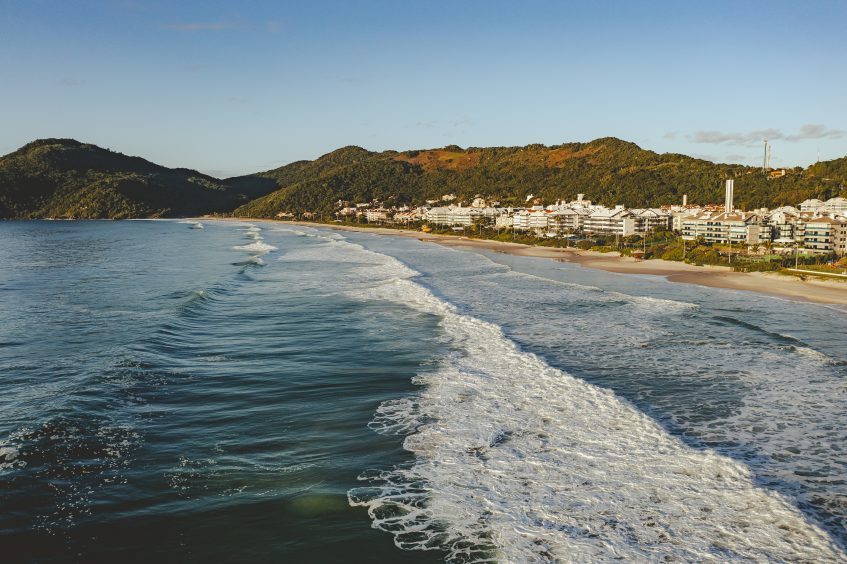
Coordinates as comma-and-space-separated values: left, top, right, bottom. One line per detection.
233, 138, 847, 218
2, 137, 845, 220
0, 139, 276, 219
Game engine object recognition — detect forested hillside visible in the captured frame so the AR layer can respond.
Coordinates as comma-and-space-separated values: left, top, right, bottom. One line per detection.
233, 138, 847, 218
0, 139, 276, 219
2, 137, 844, 220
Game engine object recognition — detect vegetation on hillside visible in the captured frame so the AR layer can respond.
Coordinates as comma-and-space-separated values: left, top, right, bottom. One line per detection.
0, 139, 277, 219
233, 138, 847, 218
2, 137, 845, 220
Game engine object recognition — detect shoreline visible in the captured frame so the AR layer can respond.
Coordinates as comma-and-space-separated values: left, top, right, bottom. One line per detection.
216, 218, 847, 306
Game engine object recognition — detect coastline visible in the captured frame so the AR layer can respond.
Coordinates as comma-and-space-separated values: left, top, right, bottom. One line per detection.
218, 218, 847, 306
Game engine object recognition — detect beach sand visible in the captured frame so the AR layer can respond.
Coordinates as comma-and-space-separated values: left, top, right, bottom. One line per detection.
228, 219, 847, 306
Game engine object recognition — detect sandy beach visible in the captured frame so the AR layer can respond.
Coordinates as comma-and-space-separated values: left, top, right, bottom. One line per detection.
227, 219, 847, 306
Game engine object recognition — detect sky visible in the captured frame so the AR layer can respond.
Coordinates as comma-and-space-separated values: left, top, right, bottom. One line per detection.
1, 0, 846, 177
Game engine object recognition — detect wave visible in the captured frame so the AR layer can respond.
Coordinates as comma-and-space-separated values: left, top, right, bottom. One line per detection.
232, 256, 265, 267
232, 241, 278, 254
327, 236, 843, 562
178, 220, 204, 229
441, 245, 699, 314
710, 314, 841, 364
271, 225, 346, 241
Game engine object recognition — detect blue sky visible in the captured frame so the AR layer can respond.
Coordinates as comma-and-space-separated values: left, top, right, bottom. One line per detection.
1, 0, 845, 177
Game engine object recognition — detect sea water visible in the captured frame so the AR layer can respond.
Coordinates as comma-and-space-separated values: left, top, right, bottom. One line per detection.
0, 220, 845, 562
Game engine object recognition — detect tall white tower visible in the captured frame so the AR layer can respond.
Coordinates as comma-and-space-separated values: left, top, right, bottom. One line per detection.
763, 139, 769, 172
724, 179, 734, 213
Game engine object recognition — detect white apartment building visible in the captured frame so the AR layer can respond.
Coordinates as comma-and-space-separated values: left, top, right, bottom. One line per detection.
425, 206, 451, 225
365, 209, 390, 223
799, 199, 826, 212
526, 210, 559, 232
633, 208, 673, 232
803, 218, 847, 254
766, 208, 803, 243
554, 207, 588, 232
495, 214, 514, 229
681, 211, 763, 244
582, 206, 637, 236
824, 197, 847, 214
425, 206, 504, 227
512, 210, 532, 231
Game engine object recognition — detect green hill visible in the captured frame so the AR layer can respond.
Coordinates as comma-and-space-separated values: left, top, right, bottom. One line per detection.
233, 138, 847, 218
0, 139, 276, 219
2, 137, 845, 220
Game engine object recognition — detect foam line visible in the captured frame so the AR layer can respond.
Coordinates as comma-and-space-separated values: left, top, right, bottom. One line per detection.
303, 235, 846, 562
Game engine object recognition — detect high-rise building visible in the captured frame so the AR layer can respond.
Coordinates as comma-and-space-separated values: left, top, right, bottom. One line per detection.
724, 179, 734, 213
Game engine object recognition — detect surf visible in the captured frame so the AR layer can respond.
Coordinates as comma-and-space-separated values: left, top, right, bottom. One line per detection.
313, 234, 847, 562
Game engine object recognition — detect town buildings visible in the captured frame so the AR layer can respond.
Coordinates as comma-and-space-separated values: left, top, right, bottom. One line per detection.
333, 187, 847, 256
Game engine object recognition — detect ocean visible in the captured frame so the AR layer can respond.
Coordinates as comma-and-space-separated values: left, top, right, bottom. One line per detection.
1, 219, 845, 562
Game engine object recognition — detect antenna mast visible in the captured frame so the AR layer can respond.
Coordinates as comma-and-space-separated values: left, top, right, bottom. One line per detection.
762, 138, 769, 174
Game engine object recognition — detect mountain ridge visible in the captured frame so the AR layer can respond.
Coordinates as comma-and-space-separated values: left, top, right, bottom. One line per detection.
232, 138, 847, 218
0, 139, 276, 219
1, 137, 845, 219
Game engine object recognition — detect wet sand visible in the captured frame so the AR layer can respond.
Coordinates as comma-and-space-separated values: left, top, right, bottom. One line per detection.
229, 219, 847, 306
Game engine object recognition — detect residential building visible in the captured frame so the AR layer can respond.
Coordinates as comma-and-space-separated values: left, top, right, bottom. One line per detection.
365, 209, 390, 223
633, 208, 673, 232
425, 207, 452, 225
681, 211, 764, 244
803, 218, 847, 254
824, 197, 847, 214
583, 206, 637, 236
799, 198, 826, 212
554, 207, 587, 232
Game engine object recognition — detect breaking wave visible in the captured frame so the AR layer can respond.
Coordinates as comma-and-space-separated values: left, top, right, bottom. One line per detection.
322, 236, 845, 562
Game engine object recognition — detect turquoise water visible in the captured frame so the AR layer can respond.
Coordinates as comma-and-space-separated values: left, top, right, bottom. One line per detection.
1, 220, 846, 562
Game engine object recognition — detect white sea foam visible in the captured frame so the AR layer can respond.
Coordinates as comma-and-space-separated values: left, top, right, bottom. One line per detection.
199, 355, 228, 362
272, 227, 309, 237
177, 220, 204, 229
0, 444, 21, 471
232, 241, 278, 254
792, 344, 838, 364
320, 236, 845, 562
272, 226, 347, 242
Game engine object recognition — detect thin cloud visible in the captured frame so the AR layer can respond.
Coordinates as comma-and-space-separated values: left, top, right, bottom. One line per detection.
784, 124, 845, 141
690, 129, 780, 146
662, 131, 678, 140
725, 153, 747, 161
690, 124, 845, 146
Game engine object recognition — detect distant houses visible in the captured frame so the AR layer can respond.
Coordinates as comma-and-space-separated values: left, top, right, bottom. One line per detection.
328, 189, 847, 256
